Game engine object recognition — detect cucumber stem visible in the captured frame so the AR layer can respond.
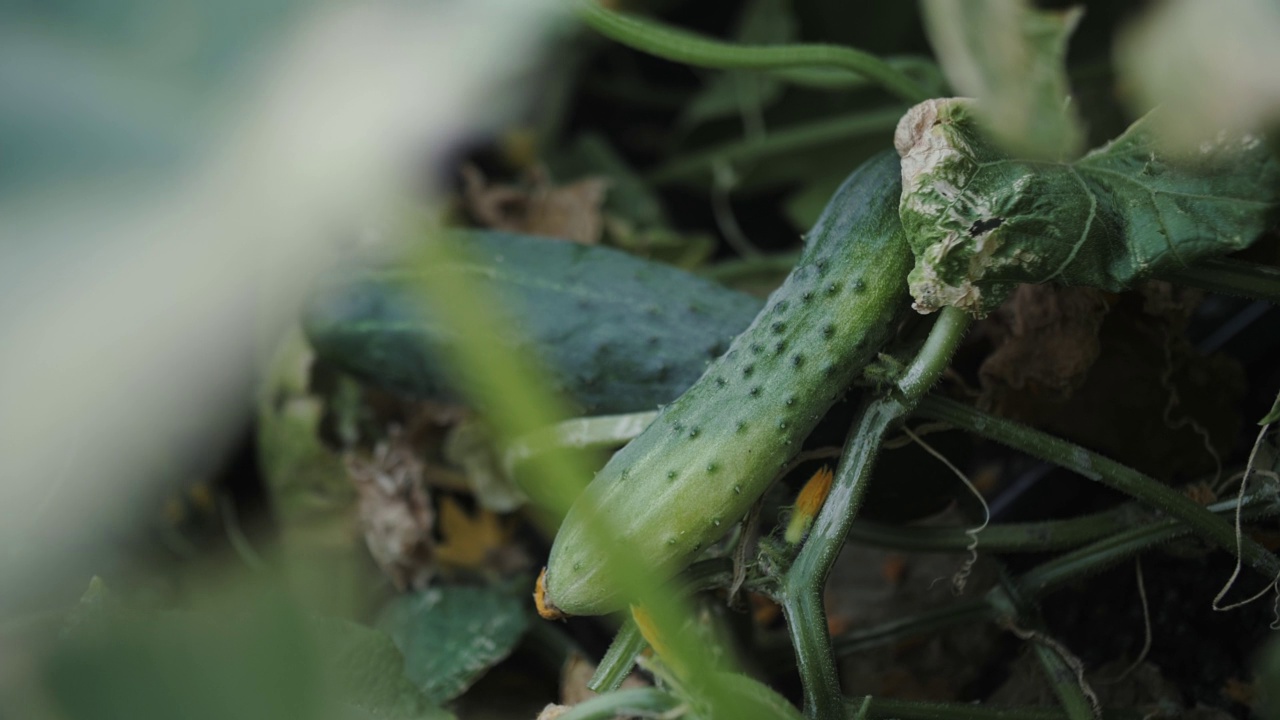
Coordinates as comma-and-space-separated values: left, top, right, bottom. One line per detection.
647, 109, 906, 185
587, 620, 645, 693
847, 488, 1280, 554
781, 308, 971, 720
896, 308, 972, 401
914, 395, 1280, 582
829, 493, 1279, 657
1161, 257, 1280, 305
575, 1, 932, 104
845, 506, 1136, 554
1031, 639, 1099, 720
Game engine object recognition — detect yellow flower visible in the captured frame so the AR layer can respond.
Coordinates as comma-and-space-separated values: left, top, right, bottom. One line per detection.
784, 466, 833, 545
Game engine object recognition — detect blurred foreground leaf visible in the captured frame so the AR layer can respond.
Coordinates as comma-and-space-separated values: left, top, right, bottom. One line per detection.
377, 585, 528, 704
1118, 0, 1280, 151
922, 0, 1083, 160
47, 581, 451, 720
897, 98, 1280, 315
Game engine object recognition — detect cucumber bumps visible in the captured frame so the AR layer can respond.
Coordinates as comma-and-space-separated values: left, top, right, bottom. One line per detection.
303, 231, 763, 415
542, 152, 913, 616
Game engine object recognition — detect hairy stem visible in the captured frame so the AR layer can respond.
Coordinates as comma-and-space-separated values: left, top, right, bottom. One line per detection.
575, 1, 931, 103
1017, 494, 1280, 595
781, 309, 971, 720
1032, 641, 1099, 720
915, 395, 1280, 581
829, 494, 1278, 656
844, 506, 1137, 554
588, 620, 645, 693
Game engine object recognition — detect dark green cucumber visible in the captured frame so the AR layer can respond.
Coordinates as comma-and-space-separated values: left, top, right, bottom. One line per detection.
544, 152, 912, 615
302, 231, 763, 415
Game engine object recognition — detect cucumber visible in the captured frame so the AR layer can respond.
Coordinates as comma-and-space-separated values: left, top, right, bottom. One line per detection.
542, 151, 912, 616
302, 231, 763, 415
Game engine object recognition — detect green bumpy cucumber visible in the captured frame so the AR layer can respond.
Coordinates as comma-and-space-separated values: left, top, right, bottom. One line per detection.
543, 152, 912, 615
303, 230, 763, 415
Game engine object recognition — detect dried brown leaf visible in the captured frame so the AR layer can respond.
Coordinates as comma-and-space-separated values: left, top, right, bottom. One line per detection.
345, 427, 435, 591
461, 164, 608, 245
980, 285, 1243, 480
979, 284, 1111, 406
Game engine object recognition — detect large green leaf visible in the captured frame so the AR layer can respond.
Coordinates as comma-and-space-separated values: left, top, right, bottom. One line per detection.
921, 0, 1083, 160
897, 98, 1280, 315
377, 585, 528, 704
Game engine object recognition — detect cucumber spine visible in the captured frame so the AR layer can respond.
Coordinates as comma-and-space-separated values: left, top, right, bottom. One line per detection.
543, 152, 913, 615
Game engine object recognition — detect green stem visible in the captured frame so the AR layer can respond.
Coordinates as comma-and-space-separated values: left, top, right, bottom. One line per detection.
1017, 494, 1280, 596
783, 399, 903, 720
848, 492, 1279, 557
555, 688, 679, 720
832, 599, 995, 656
1161, 257, 1280, 305
829, 494, 1279, 656
781, 310, 971, 720
915, 395, 1280, 581
845, 506, 1136, 554
1032, 642, 1098, 720
647, 108, 905, 184
772, 57, 945, 94
844, 697, 1141, 720
588, 620, 645, 693
587, 559, 732, 692
575, 1, 931, 103
503, 411, 658, 476
896, 309, 972, 401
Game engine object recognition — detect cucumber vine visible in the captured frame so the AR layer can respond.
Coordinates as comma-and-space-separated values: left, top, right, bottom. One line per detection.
536, 4, 1280, 720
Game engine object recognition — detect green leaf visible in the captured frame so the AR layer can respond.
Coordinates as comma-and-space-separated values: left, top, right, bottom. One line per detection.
678, 0, 798, 131
1262, 389, 1280, 426
257, 328, 355, 524
897, 98, 1280, 315
47, 585, 451, 720
921, 0, 1083, 159
377, 585, 528, 704
548, 133, 668, 230
310, 617, 454, 720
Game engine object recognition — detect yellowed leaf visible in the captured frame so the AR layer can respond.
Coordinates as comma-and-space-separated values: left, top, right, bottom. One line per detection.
435, 495, 524, 571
